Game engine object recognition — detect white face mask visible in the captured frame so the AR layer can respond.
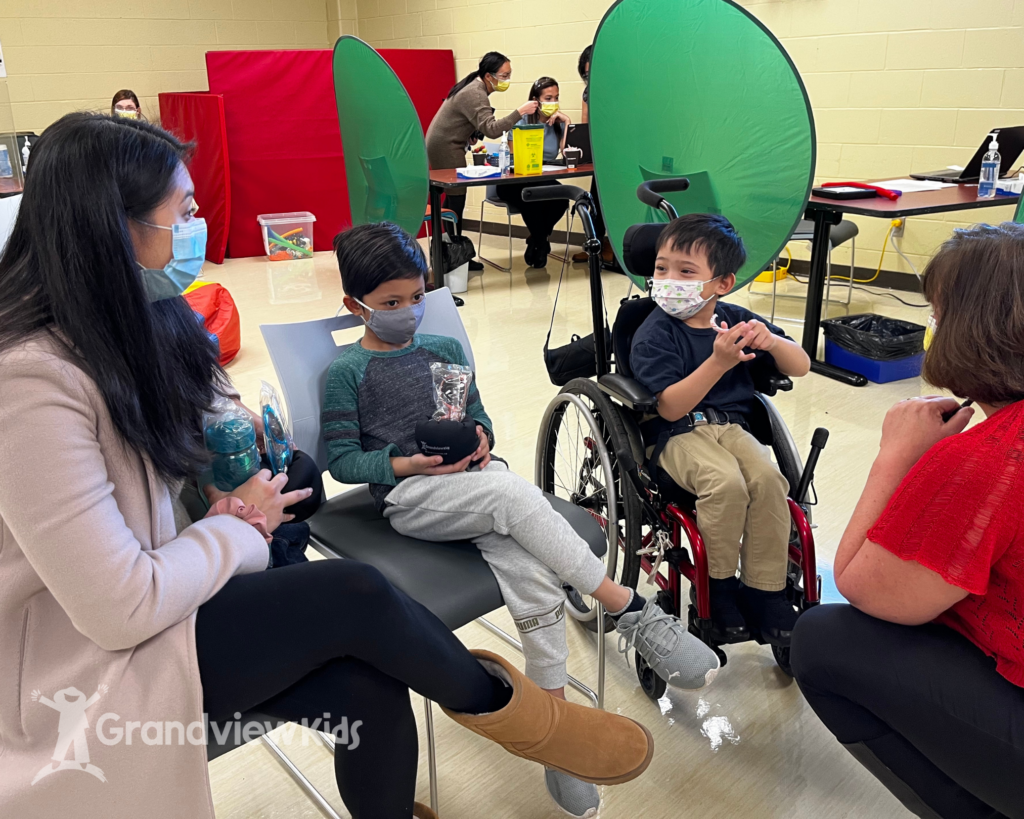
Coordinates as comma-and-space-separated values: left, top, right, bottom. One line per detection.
651, 277, 719, 320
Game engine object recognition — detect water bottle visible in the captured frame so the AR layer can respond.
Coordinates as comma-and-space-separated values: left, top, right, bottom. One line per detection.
0, 145, 12, 179
499, 133, 511, 177
203, 400, 261, 492
978, 132, 1000, 199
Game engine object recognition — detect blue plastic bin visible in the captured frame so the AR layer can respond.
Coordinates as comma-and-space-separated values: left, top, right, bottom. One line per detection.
824, 339, 924, 384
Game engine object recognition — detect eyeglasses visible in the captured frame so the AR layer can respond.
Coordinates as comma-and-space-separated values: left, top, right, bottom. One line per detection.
492, 72, 512, 81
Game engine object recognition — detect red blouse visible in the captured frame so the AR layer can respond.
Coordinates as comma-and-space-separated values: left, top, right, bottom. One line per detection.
868, 401, 1024, 687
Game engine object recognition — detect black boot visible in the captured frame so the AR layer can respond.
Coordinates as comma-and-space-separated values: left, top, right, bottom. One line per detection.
739, 582, 799, 647
708, 577, 749, 643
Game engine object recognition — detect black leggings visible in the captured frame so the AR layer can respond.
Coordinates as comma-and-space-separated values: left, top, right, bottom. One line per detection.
495, 179, 569, 245
196, 560, 500, 819
792, 604, 1024, 819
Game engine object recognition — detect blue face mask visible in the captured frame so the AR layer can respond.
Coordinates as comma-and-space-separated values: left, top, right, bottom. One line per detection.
137, 217, 207, 302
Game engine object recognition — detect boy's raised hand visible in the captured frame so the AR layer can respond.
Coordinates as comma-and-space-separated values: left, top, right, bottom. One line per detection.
743, 319, 778, 352
711, 320, 757, 369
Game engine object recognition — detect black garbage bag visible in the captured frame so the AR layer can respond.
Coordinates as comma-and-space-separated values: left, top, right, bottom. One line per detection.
432, 231, 476, 274
821, 313, 925, 361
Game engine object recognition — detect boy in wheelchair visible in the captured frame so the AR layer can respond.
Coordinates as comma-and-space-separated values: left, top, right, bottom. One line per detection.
321, 222, 722, 818
630, 214, 811, 647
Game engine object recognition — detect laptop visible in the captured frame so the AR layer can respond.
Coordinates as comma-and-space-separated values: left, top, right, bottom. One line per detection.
911, 126, 1024, 183
564, 123, 593, 165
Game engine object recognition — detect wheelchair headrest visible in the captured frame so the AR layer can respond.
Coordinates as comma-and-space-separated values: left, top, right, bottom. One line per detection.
612, 296, 657, 380
622, 223, 667, 280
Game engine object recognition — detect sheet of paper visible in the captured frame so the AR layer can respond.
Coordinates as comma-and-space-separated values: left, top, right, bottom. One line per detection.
875, 178, 957, 192
542, 165, 565, 172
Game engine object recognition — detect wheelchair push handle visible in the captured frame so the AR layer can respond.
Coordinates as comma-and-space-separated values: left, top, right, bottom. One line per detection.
794, 427, 829, 506
521, 184, 589, 202
636, 178, 690, 220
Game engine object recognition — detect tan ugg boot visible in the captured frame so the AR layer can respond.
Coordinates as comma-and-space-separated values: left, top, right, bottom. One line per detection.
413, 801, 438, 819
442, 651, 653, 785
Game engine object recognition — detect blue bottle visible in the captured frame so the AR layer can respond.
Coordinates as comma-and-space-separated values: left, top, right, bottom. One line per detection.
204, 401, 261, 491
978, 132, 1000, 200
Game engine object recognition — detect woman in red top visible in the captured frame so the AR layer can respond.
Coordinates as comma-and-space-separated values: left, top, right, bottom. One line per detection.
792, 222, 1024, 819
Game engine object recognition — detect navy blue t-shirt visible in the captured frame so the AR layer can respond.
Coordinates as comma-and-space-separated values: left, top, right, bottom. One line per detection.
629, 301, 789, 445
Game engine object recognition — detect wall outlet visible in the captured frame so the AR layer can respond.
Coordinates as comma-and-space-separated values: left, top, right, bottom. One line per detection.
891, 218, 905, 237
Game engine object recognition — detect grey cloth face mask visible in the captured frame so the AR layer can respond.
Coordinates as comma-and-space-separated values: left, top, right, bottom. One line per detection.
355, 298, 425, 345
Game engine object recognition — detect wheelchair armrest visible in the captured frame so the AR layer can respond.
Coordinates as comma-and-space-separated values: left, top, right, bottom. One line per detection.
598, 374, 658, 413
766, 375, 793, 395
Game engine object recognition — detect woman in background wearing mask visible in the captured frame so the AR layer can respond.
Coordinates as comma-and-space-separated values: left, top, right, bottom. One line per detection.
572, 45, 612, 265
496, 77, 571, 268
111, 89, 145, 120
0, 114, 647, 819
426, 51, 538, 271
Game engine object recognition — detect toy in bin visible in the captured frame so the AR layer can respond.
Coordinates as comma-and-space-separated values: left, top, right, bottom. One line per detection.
257, 212, 316, 261
414, 363, 480, 465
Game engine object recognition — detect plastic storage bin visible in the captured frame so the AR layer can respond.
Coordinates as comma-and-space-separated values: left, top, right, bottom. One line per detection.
257, 212, 316, 261
824, 340, 924, 384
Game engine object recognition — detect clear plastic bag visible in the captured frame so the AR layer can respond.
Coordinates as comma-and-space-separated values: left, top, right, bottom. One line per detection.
430, 363, 474, 421
260, 380, 294, 475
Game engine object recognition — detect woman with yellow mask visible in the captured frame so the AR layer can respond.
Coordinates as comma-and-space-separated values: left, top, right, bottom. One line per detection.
110, 89, 145, 121
426, 52, 537, 271
494, 77, 572, 268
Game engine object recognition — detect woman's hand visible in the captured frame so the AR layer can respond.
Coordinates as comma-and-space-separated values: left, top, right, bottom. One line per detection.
879, 396, 974, 469
392, 453, 474, 477
549, 110, 572, 126
205, 470, 312, 532
518, 100, 540, 116
473, 425, 492, 469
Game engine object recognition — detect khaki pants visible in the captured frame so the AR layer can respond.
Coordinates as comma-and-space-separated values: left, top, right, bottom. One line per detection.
657, 423, 790, 591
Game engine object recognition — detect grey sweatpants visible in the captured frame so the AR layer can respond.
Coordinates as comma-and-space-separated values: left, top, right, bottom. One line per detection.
383, 461, 608, 689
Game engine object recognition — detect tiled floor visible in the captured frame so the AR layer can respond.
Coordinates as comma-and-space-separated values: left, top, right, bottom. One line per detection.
205, 231, 940, 818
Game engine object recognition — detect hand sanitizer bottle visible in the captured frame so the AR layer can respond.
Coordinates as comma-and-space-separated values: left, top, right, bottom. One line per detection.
499, 132, 511, 177
978, 132, 1000, 199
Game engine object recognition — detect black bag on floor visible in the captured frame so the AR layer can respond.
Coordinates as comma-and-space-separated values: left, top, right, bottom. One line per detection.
432, 231, 476, 274
821, 313, 925, 361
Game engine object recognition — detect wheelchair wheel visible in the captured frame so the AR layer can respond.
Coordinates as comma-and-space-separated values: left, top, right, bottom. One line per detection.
772, 644, 794, 677
537, 378, 642, 633
635, 652, 667, 701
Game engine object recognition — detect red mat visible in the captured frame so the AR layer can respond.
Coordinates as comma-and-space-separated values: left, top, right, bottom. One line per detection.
206, 49, 454, 258
158, 92, 231, 264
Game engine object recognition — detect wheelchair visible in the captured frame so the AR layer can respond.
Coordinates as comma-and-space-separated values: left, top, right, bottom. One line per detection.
524, 179, 828, 699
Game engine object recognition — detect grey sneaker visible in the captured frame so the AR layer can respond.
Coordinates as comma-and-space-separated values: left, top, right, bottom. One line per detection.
545, 768, 600, 818
616, 598, 721, 689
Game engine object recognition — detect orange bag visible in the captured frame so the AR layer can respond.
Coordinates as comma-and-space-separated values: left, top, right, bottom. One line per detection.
183, 281, 241, 366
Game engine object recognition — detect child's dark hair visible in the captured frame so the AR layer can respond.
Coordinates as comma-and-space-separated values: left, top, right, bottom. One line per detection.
333, 222, 427, 300
656, 213, 746, 278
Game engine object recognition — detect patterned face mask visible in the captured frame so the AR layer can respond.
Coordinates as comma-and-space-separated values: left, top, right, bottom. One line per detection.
651, 277, 720, 320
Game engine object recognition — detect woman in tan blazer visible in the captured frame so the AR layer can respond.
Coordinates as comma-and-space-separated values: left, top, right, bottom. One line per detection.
0, 113, 653, 819
425, 51, 539, 268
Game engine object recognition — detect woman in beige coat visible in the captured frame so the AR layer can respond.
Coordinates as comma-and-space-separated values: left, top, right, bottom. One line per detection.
425, 51, 539, 269
0, 113, 654, 819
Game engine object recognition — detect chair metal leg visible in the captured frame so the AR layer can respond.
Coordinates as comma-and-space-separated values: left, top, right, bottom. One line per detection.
260, 733, 343, 819
549, 208, 571, 264
478, 201, 513, 273
770, 258, 778, 324
424, 698, 439, 814
475, 616, 602, 709
824, 247, 832, 315
845, 236, 855, 306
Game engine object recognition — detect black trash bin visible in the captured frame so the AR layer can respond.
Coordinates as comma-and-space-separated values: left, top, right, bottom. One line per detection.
821, 313, 926, 383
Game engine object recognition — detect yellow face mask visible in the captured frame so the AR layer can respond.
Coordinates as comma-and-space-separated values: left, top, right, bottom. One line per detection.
491, 77, 510, 93
115, 109, 139, 119
923, 314, 937, 351
540, 102, 559, 117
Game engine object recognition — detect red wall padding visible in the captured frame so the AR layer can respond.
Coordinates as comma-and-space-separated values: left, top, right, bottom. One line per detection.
158, 92, 231, 264
205, 49, 455, 258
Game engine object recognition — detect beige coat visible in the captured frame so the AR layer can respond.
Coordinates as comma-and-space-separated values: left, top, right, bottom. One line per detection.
0, 334, 269, 818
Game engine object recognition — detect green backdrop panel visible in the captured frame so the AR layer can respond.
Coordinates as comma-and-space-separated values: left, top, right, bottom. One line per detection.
590, 0, 815, 289
1015, 194, 1024, 224
332, 36, 428, 236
